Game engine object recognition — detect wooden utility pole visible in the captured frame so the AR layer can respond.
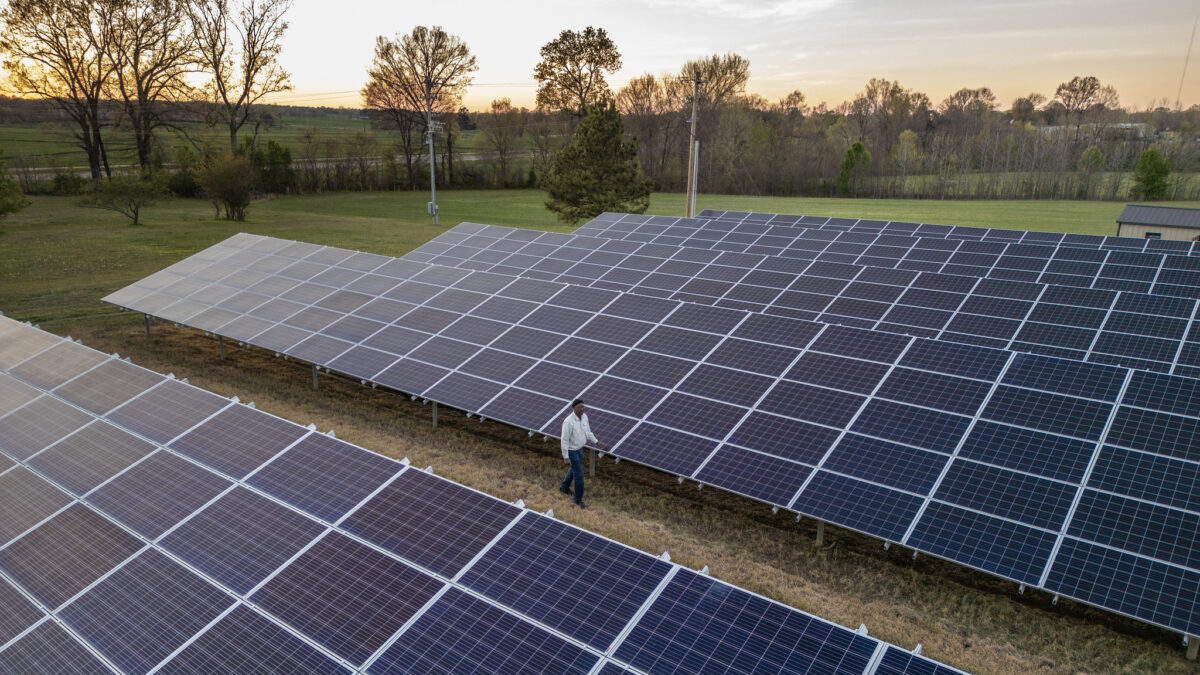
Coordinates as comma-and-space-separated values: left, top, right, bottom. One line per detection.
684, 68, 704, 218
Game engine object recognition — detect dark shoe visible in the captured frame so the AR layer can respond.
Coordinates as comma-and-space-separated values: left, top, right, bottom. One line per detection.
559, 486, 571, 495
576, 501, 588, 509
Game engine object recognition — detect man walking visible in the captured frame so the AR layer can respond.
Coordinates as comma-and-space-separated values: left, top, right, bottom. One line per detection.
560, 399, 605, 509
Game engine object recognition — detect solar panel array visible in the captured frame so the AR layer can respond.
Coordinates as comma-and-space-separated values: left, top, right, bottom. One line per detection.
104, 232, 1200, 640
577, 212, 1200, 299
692, 209, 1200, 256
404, 222, 1200, 378
0, 316, 956, 674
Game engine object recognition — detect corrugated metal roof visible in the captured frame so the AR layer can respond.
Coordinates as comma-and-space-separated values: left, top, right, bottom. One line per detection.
1117, 204, 1200, 229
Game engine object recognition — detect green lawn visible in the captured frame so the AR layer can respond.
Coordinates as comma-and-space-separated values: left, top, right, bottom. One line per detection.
3, 189, 1197, 329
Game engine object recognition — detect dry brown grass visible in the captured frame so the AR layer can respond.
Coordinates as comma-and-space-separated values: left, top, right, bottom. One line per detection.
54, 314, 1195, 675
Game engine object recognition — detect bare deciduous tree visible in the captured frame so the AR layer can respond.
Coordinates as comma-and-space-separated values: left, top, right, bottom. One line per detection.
190, 0, 293, 151
533, 26, 621, 117
108, 0, 196, 172
679, 52, 749, 105
1, 0, 119, 179
478, 98, 523, 185
363, 26, 476, 187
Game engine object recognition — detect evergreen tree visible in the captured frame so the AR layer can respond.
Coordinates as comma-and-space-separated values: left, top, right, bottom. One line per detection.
1131, 148, 1170, 200
544, 101, 652, 224
836, 141, 871, 197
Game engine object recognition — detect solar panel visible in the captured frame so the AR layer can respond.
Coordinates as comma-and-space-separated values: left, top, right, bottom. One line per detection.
694, 208, 1200, 256
407, 222, 1200, 377
100, 234, 1200, 639
368, 587, 600, 674
0, 322, 951, 674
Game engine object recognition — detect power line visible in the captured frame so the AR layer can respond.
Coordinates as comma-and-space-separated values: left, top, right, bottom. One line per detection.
1177, 15, 1198, 111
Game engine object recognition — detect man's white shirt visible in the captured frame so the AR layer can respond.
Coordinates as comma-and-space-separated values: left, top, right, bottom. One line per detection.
561, 412, 598, 458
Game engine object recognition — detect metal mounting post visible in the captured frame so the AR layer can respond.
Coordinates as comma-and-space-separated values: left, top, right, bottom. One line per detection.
816, 520, 825, 547
218, 335, 225, 358
1188, 635, 1198, 660
144, 314, 150, 336
590, 449, 596, 478
312, 365, 318, 390
432, 402, 438, 428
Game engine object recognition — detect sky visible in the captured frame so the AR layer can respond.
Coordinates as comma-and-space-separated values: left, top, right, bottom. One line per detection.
267, 0, 1200, 112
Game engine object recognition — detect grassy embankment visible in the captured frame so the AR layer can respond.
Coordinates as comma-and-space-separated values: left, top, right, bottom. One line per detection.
2, 191, 1198, 674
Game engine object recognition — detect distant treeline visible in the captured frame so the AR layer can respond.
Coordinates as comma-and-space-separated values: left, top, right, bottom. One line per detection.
4, 77, 1199, 201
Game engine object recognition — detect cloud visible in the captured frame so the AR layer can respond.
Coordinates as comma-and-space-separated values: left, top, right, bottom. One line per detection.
644, 0, 840, 21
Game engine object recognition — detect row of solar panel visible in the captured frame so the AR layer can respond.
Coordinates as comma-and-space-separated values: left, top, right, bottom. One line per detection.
0, 317, 956, 675
574, 214, 1200, 300
101, 235, 1200, 637
405, 222, 1200, 378
688, 209, 1200, 255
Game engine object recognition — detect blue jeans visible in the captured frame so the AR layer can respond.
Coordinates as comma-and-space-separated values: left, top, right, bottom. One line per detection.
560, 449, 584, 504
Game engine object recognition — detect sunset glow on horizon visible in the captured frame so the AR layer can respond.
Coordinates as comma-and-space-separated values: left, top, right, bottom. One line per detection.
261, 0, 1200, 112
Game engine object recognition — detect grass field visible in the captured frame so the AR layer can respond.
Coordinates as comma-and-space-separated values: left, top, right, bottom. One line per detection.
3, 190, 1198, 673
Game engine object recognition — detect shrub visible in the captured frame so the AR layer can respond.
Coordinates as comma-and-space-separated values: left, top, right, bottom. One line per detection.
78, 175, 167, 225
197, 154, 254, 221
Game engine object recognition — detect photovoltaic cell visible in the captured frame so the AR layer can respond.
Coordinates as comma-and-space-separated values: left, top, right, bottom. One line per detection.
694, 446, 812, 505
161, 604, 349, 674
1045, 538, 1200, 633
617, 424, 719, 477
170, 405, 309, 479
824, 434, 948, 494
87, 451, 232, 539
851, 400, 970, 453
0, 466, 73, 545
28, 420, 156, 495
614, 568, 877, 675
957, 421, 1095, 482
0, 621, 111, 675
106, 379, 230, 444
1068, 490, 1200, 569
935, 460, 1074, 531
459, 514, 671, 651
161, 486, 326, 594
1088, 446, 1200, 511
0, 576, 44, 646
0, 504, 144, 609
0, 372, 40, 415
59, 548, 235, 675
0, 395, 95, 460
876, 646, 963, 675
340, 468, 520, 578
7, 341, 108, 390
982, 386, 1111, 440
251, 532, 444, 666
792, 472, 923, 542
0, 326, 61, 369
371, 587, 599, 675
246, 433, 399, 523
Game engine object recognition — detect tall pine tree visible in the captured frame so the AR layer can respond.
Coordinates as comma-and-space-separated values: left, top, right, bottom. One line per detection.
544, 101, 652, 224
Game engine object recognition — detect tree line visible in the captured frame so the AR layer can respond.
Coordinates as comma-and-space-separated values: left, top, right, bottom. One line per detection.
3, 10, 1198, 225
